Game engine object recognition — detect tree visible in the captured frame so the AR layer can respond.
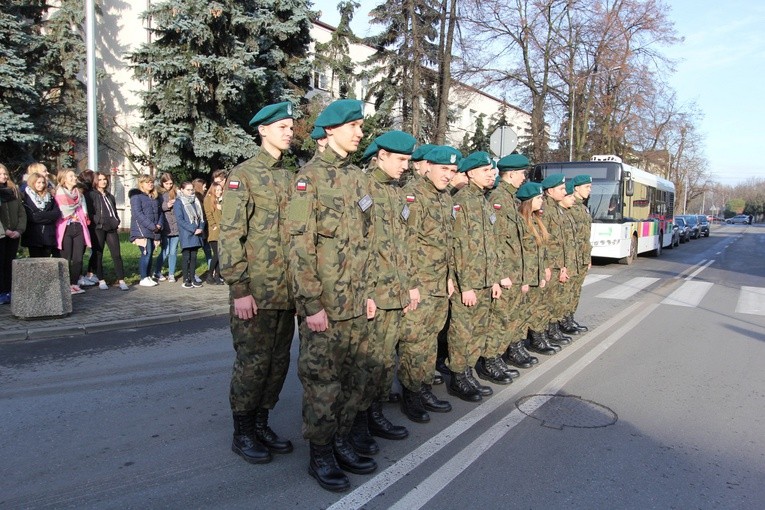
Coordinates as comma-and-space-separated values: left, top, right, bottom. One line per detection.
314, 1, 359, 99
130, 0, 312, 180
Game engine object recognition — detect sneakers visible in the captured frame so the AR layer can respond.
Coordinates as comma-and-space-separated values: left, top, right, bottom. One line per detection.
70, 285, 85, 295
77, 277, 96, 287
167, 275, 176, 283
154, 273, 167, 282
191, 280, 203, 288
85, 274, 100, 284
194, 275, 203, 284
182, 282, 193, 289
138, 277, 158, 287
98, 281, 109, 290
118, 282, 129, 291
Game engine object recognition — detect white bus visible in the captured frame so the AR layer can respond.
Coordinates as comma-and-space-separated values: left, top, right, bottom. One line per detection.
531, 155, 676, 264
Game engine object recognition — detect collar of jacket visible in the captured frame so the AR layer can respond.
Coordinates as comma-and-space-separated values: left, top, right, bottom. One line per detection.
371, 166, 395, 185
417, 173, 443, 196
320, 145, 351, 168
501, 180, 519, 195
255, 146, 280, 168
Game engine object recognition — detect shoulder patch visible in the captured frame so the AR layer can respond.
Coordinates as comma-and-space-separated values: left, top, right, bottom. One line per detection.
228, 180, 240, 190
406, 195, 415, 203
453, 204, 461, 211
296, 180, 307, 192
493, 203, 501, 210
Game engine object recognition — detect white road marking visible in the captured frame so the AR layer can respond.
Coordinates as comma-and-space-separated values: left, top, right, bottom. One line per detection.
735, 287, 765, 316
684, 259, 714, 281
583, 274, 611, 287
661, 281, 714, 307
596, 277, 659, 300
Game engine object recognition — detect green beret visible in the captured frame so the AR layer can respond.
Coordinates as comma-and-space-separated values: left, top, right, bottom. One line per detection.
565, 180, 575, 195
310, 126, 326, 140
424, 146, 462, 166
458, 151, 493, 173
362, 130, 417, 162
411, 144, 438, 162
314, 99, 364, 128
517, 182, 543, 201
572, 174, 592, 186
541, 173, 566, 189
249, 101, 294, 127
496, 154, 530, 173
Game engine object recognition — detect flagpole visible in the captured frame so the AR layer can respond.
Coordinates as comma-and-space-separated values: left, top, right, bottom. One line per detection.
86, 0, 98, 171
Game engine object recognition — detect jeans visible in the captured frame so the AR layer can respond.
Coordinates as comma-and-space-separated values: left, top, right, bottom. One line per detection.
154, 235, 178, 277
137, 238, 155, 279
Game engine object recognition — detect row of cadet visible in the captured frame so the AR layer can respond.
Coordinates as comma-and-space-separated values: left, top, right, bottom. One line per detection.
214, 99, 595, 493
0, 163, 229, 303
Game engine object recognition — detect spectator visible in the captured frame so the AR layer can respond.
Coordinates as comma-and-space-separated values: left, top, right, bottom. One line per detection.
154, 172, 180, 282
0, 164, 27, 304
21, 162, 55, 193
54, 169, 91, 295
77, 169, 99, 287
174, 181, 205, 289
90, 172, 129, 291
211, 169, 228, 186
21, 172, 61, 258
192, 177, 212, 281
204, 182, 224, 284
129, 174, 163, 287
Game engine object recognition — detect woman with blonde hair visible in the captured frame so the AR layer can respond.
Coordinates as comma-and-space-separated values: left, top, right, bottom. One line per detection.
0, 164, 27, 304
21, 171, 61, 258
54, 169, 92, 295
203, 181, 224, 284
129, 174, 163, 287
154, 172, 180, 282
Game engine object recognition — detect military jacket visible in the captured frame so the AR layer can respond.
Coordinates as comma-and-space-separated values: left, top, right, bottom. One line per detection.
406, 174, 454, 297
368, 167, 412, 310
452, 182, 500, 292
561, 207, 582, 275
519, 215, 546, 286
285, 146, 373, 321
571, 198, 592, 263
218, 148, 293, 309
541, 195, 567, 270
489, 181, 524, 284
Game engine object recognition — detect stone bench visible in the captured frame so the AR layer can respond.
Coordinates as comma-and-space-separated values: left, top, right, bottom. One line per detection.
11, 258, 72, 319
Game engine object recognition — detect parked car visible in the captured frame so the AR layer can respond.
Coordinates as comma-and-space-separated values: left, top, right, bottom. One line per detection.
726, 214, 751, 225
669, 223, 681, 248
674, 217, 691, 243
696, 215, 710, 237
676, 215, 700, 239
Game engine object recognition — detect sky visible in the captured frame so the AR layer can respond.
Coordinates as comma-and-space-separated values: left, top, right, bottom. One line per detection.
312, 0, 765, 186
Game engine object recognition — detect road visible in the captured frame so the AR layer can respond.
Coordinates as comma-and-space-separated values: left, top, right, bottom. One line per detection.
1, 224, 764, 509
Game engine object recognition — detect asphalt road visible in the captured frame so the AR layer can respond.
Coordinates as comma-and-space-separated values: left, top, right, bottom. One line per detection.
1, 224, 763, 509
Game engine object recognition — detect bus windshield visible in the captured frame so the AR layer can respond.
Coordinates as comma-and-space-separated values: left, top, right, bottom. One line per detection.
589, 181, 622, 222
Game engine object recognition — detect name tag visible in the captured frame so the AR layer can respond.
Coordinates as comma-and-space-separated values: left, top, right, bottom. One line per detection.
358, 194, 373, 212
489, 213, 497, 225
401, 204, 410, 221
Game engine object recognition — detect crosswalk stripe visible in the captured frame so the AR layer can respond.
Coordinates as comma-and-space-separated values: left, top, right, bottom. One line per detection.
661, 281, 714, 307
596, 277, 660, 300
583, 274, 611, 287
735, 287, 765, 315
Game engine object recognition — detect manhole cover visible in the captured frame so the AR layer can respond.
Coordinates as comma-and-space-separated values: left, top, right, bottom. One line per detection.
515, 394, 618, 430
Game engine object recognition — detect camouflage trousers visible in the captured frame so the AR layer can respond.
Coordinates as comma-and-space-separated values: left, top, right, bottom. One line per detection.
297, 314, 369, 444
361, 307, 403, 409
522, 285, 548, 333
229, 307, 296, 413
486, 286, 525, 358
543, 270, 569, 322
398, 294, 449, 392
447, 287, 493, 373
565, 267, 588, 316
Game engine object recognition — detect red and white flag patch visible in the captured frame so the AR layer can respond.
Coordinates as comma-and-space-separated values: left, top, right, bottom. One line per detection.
228, 180, 240, 190
493, 203, 502, 210
406, 195, 415, 203
296, 180, 307, 191
453, 204, 461, 211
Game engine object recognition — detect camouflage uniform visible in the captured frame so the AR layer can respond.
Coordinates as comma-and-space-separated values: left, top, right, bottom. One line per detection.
398, 174, 453, 392
519, 211, 549, 335
487, 181, 526, 354
219, 148, 296, 414
560, 206, 583, 313
540, 195, 568, 322
568, 197, 592, 315
448, 183, 500, 372
285, 147, 374, 444
362, 166, 412, 408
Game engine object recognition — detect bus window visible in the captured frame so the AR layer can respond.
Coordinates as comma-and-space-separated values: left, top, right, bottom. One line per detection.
589, 181, 621, 221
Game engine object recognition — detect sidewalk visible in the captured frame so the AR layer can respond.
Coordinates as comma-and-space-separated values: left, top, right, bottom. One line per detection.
0, 279, 230, 343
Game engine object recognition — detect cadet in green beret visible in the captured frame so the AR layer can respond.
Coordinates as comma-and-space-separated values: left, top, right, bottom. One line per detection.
444, 151, 506, 402
397, 145, 459, 423
561, 175, 592, 333
352, 130, 419, 452
557, 182, 584, 336
285, 99, 377, 492
218, 101, 297, 466
489, 154, 538, 371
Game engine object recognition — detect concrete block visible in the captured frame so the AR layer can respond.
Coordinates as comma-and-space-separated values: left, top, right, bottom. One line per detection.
11, 258, 72, 319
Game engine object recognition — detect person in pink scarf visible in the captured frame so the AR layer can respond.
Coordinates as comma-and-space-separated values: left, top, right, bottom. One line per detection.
54, 169, 92, 294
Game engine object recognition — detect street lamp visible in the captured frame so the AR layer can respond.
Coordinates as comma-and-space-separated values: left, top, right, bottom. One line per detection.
568, 65, 621, 161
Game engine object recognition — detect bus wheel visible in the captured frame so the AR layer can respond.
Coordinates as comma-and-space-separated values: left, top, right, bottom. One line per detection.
619, 235, 638, 265
651, 234, 663, 257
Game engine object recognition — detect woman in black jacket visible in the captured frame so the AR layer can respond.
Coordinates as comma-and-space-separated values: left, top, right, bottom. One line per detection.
21, 172, 61, 257
90, 172, 128, 291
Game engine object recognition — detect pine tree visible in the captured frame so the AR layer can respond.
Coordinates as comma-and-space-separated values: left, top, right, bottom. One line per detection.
469, 113, 490, 153
314, 1, 359, 99
130, 0, 312, 180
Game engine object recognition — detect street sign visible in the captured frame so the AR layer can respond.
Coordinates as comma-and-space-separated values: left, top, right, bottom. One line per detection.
490, 126, 518, 158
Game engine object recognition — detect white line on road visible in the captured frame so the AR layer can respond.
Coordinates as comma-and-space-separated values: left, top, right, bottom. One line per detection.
661, 281, 714, 307
735, 287, 765, 316
388, 302, 660, 510
684, 259, 715, 281
583, 274, 611, 287
596, 277, 659, 300
327, 301, 649, 510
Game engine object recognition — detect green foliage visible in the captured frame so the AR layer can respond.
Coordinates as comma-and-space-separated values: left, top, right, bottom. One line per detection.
129, 0, 312, 181
314, 1, 359, 99
470, 114, 489, 153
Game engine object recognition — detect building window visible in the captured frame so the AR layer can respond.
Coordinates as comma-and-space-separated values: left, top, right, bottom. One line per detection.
313, 67, 329, 91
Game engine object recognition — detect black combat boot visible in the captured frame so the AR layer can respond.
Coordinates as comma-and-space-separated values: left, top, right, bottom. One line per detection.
333, 434, 377, 474
447, 368, 482, 402
253, 408, 293, 454
421, 383, 452, 412
401, 385, 430, 423
309, 441, 350, 492
503, 341, 533, 369
368, 401, 409, 440
527, 330, 558, 355
433, 372, 444, 385
569, 314, 589, 332
435, 357, 451, 378
464, 366, 493, 396
493, 355, 520, 378
559, 315, 581, 335
348, 410, 379, 455
517, 340, 539, 364
547, 322, 572, 345
475, 356, 513, 385
232, 412, 272, 464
